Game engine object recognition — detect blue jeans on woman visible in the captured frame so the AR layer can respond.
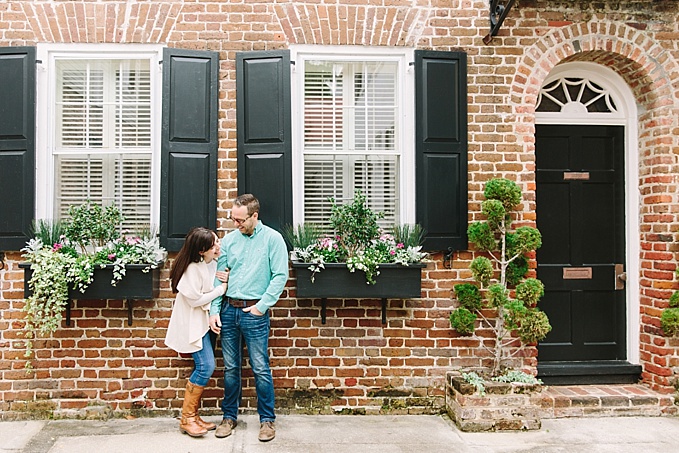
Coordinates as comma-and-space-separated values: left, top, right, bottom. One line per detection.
219, 303, 275, 423
190, 331, 216, 387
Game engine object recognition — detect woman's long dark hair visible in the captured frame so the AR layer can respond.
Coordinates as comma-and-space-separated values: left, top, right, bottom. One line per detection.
170, 227, 217, 293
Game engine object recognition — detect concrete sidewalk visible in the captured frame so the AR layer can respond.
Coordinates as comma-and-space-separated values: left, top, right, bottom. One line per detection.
2, 414, 679, 453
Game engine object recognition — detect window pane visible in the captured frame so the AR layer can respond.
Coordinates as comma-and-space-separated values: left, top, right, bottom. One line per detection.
304, 62, 345, 152
54, 58, 152, 231
57, 65, 104, 148
303, 59, 400, 227
54, 154, 152, 233
116, 63, 152, 147
56, 59, 151, 150
304, 154, 399, 231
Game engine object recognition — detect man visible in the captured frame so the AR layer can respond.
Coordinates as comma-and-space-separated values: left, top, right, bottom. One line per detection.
209, 194, 288, 442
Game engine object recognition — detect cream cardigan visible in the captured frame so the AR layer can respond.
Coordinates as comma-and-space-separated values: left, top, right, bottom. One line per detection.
164, 260, 226, 354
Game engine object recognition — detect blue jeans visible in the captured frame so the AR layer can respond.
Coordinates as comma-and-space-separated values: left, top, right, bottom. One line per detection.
189, 331, 216, 387
220, 303, 275, 423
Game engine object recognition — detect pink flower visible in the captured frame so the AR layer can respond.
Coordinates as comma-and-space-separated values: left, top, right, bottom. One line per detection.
52, 243, 63, 252
125, 237, 140, 245
108, 254, 116, 260
396, 243, 404, 249
390, 250, 395, 255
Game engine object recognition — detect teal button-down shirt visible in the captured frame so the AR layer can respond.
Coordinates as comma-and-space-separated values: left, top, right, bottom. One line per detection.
210, 221, 288, 315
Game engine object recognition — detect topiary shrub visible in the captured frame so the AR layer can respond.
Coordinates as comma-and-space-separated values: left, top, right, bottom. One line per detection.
449, 178, 552, 376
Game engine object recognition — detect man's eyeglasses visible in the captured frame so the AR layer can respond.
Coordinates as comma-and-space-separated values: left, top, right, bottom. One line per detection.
229, 215, 251, 225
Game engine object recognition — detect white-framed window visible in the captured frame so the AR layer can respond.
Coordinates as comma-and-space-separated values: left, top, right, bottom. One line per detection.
291, 46, 415, 230
36, 44, 163, 233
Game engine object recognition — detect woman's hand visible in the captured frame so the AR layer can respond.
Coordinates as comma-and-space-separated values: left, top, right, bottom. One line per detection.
215, 269, 229, 283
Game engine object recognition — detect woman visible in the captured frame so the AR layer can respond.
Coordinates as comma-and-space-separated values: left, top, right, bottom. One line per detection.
165, 227, 229, 437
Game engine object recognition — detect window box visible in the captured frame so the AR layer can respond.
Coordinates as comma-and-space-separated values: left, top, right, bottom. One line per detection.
20, 262, 161, 325
292, 261, 424, 324
292, 261, 424, 299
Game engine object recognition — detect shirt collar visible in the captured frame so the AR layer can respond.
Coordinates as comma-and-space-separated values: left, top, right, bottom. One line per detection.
242, 220, 262, 237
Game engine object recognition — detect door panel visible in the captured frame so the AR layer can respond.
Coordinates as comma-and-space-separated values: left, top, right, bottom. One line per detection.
536, 125, 626, 363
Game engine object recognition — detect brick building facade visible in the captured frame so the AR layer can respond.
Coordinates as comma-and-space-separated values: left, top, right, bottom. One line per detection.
1, 0, 679, 419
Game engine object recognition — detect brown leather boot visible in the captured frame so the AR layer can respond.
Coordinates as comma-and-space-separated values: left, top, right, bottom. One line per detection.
188, 383, 215, 430
195, 415, 216, 431
179, 382, 208, 437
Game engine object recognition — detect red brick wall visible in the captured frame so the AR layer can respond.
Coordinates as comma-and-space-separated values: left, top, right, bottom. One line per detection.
1, 0, 679, 419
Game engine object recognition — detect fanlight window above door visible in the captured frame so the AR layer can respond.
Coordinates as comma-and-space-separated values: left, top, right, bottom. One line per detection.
537, 77, 617, 114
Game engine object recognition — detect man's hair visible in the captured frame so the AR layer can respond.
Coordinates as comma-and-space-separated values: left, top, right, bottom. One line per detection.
234, 193, 260, 215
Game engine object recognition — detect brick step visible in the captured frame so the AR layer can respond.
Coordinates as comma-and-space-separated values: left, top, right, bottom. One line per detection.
536, 384, 677, 418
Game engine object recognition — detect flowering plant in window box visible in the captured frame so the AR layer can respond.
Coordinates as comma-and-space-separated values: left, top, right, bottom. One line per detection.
19, 200, 166, 368
285, 190, 427, 299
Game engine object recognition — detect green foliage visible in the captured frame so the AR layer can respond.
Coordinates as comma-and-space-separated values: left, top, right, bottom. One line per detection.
669, 291, 679, 308
510, 226, 542, 255
515, 278, 544, 306
329, 190, 383, 257
517, 309, 552, 344
30, 219, 66, 247
450, 178, 550, 376
492, 370, 542, 385
391, 223, 426, 248
506, 256, 528, 286
282, 223, 322, 249
21, 247, 74, 369
470, 257, 493, 286
484, 178, 522, 210
467, 221, 496, 252
454, 283, 482, 311
661, 272, 679, 336
462, 371, 486, 395
661, 307, 679, 336
291, 190, 427, 285
487, 284, 509, 307
449, 308, 477, 335
21, 201, 166, 371
65, 200, 123, 251
503, 299, 527, 331
481, 199, 506, 229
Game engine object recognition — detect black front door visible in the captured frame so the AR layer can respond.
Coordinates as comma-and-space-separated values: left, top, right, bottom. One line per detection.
536, 125, 627, 368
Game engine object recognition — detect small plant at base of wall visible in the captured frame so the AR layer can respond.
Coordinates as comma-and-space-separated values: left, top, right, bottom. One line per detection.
661, 269, 679, 335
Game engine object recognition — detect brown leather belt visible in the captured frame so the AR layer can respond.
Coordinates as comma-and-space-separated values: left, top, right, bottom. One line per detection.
226, 297, 259, 308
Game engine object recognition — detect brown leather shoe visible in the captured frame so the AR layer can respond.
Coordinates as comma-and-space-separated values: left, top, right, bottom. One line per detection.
259, 421, 275, 442
215, 418, 237, 438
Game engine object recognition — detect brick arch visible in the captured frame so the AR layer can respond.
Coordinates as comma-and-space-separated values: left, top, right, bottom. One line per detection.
20, 1, 183, 43
511, 22, 679, 392
271, 2, 432, 47
511, 22, 679, 154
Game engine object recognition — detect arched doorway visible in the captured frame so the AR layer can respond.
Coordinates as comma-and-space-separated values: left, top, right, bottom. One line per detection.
535, 62, 641, 384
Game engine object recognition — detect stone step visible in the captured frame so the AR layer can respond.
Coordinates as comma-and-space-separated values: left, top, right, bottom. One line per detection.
536, 384, 677, 418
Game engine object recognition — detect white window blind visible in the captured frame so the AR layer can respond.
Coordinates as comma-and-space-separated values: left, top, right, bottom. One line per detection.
303, 60, 400, 229
54, 59, 152, 232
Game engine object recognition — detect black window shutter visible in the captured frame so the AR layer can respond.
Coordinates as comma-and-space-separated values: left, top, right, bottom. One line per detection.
236, 51, 292, 233
415, 50, 468, 252
0, 47, 35, 251
160, 48, 219, 252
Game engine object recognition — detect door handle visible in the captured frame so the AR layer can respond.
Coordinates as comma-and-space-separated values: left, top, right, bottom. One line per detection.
615, 263, 626, 290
